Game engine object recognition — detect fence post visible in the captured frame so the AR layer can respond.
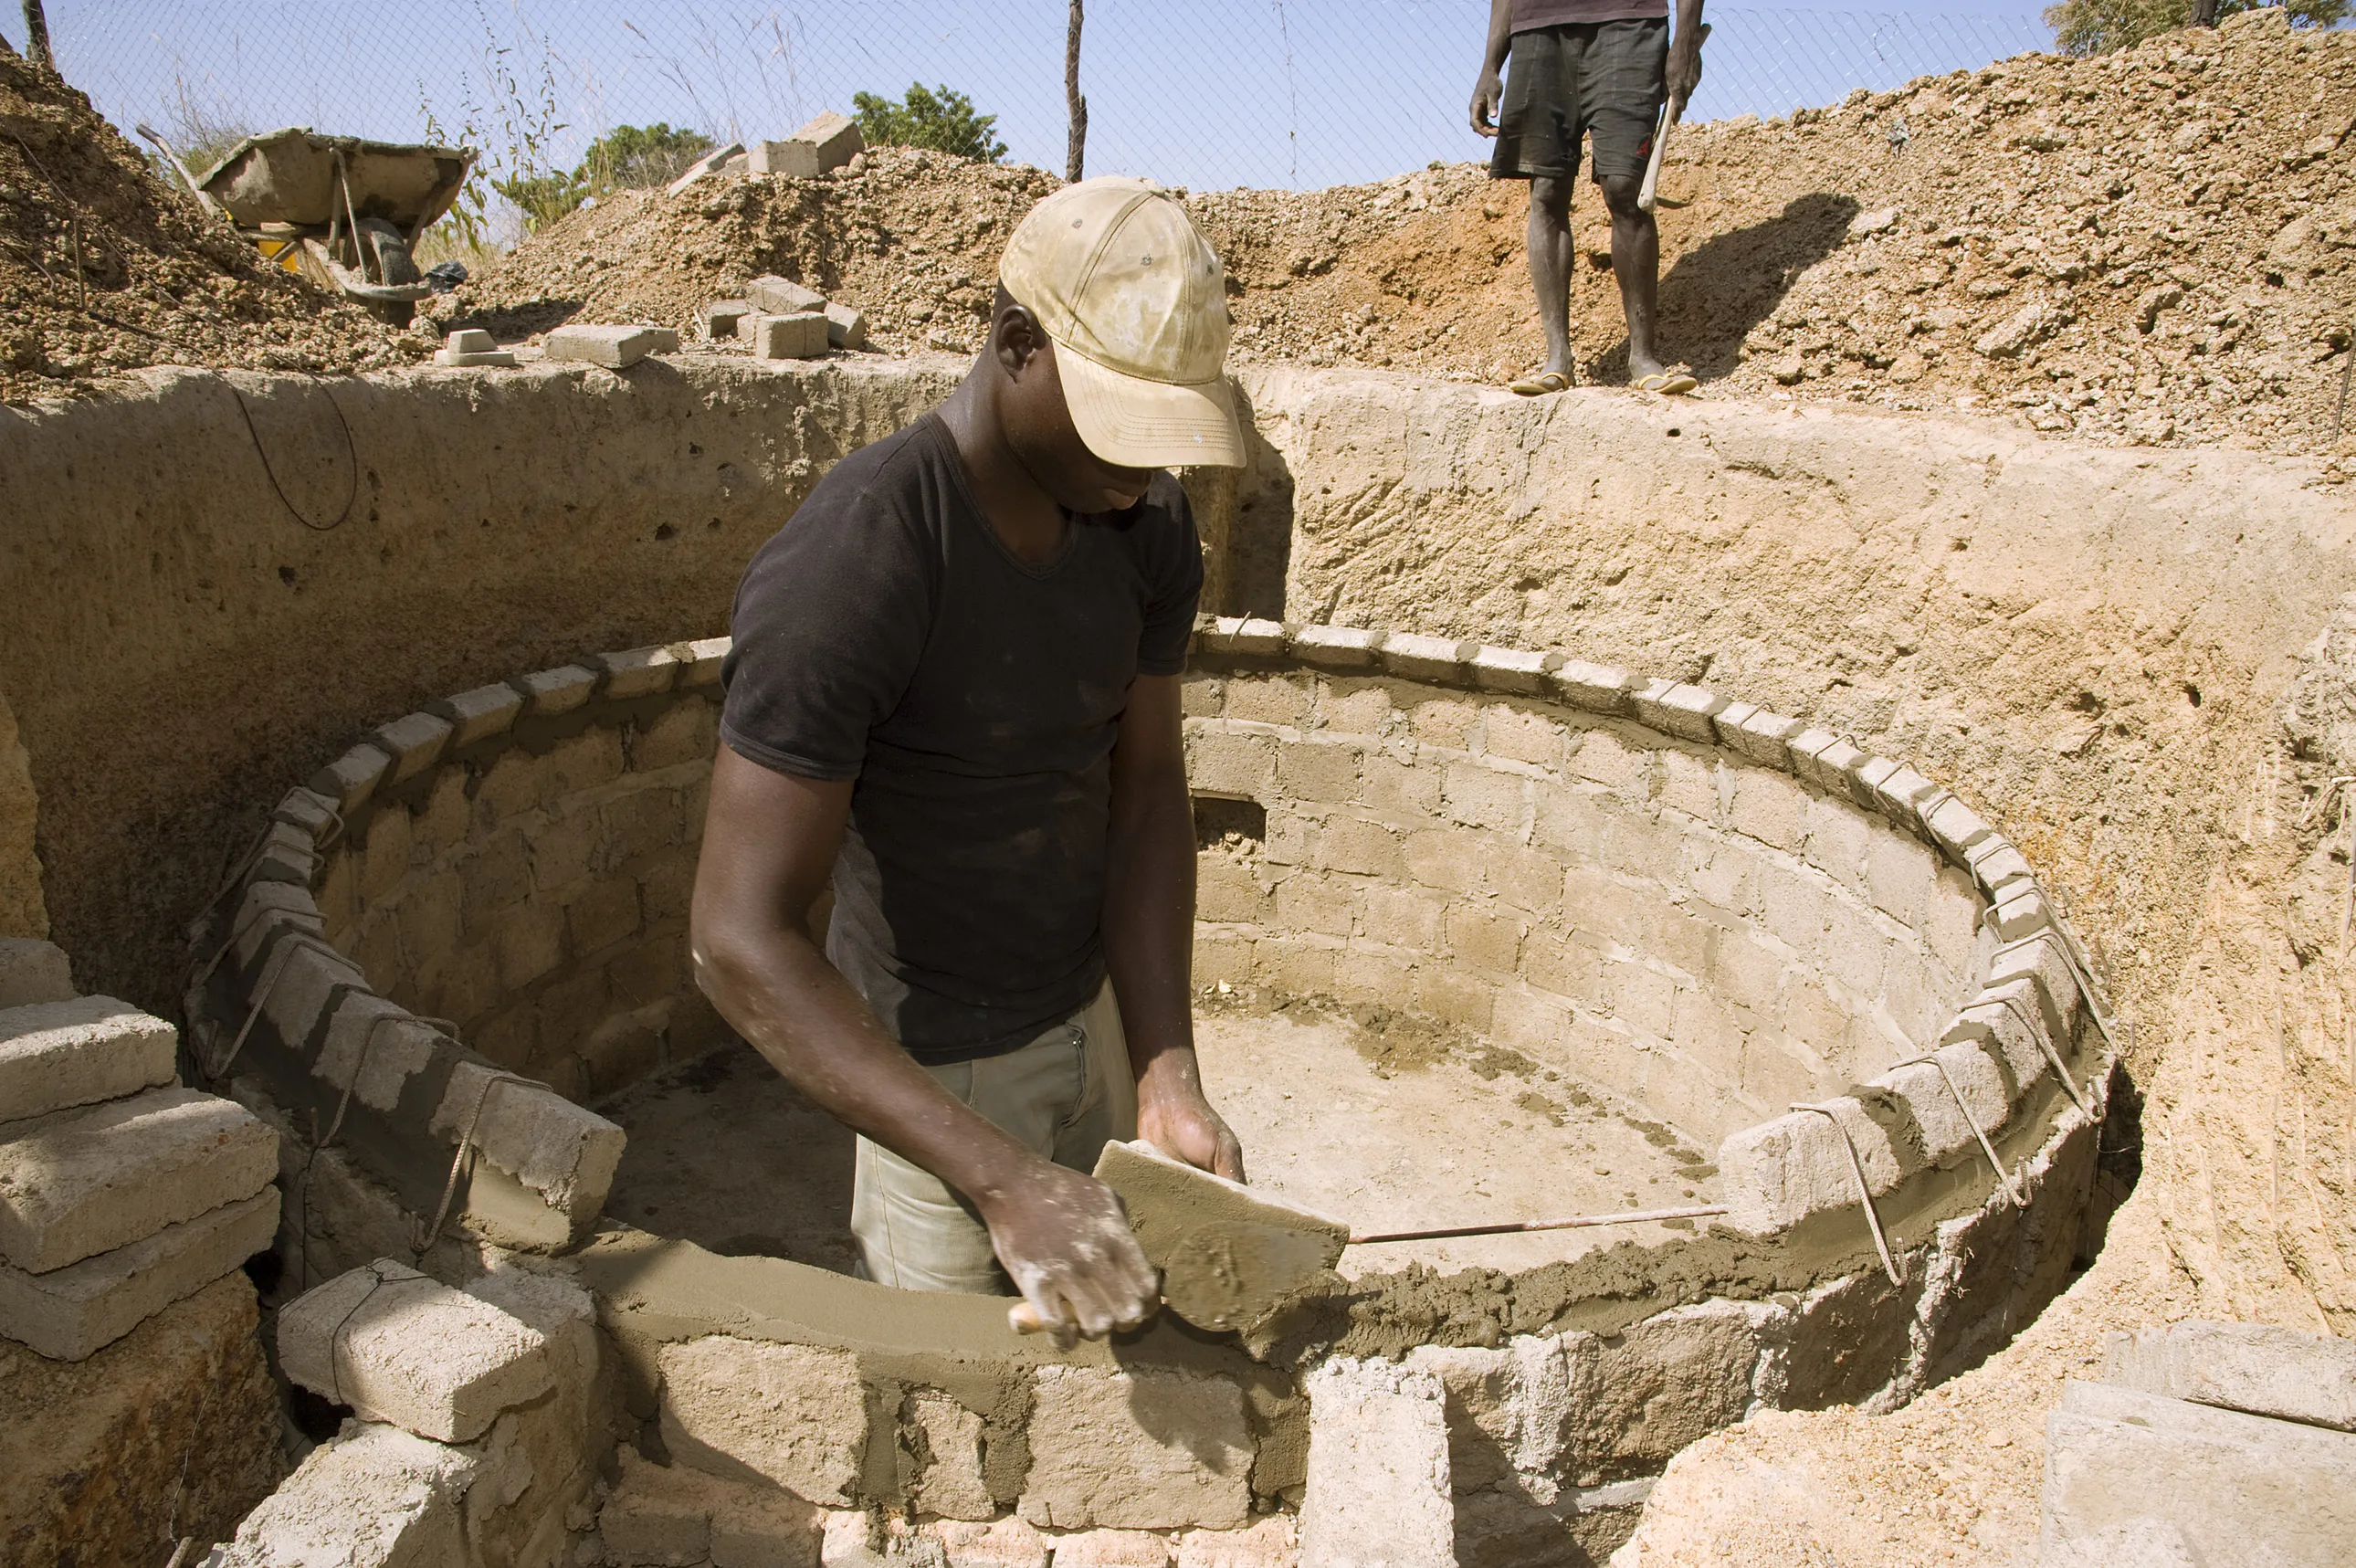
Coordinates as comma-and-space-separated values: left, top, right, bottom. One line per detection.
21, 0, 53, 71
1066, 0, 1088, 183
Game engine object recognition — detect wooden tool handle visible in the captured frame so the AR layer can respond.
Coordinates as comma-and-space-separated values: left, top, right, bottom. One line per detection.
1007, 1300, 1048, 1335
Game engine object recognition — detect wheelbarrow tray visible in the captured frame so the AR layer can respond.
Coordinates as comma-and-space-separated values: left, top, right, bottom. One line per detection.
195, 127, 472, 235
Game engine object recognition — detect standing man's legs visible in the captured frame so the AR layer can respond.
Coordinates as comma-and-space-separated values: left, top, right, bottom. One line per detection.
1597, 173, 1664, 383
1527, 174, 1577, 383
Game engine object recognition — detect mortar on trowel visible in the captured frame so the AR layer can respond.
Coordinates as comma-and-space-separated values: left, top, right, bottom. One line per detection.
1009, 1139, 1350, 1337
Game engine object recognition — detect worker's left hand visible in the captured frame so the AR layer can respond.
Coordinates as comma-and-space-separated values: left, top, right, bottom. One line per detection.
1667, 21, 1709, 121
1135, 1053, 1246, 1184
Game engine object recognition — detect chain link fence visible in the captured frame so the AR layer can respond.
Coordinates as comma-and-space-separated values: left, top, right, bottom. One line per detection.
50, 2, 2051, 205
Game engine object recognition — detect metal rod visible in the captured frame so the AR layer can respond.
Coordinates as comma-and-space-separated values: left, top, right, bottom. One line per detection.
1348, 1203, 1727, 1246
1792, 1101, 1906, 1287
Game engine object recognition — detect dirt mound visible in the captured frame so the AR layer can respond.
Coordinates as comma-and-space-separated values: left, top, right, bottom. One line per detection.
0, 53, 422, 408
447, 146, 1060, 353
463, 10, 2351, 458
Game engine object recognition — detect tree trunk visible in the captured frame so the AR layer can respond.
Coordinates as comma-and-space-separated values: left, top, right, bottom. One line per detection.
1065, 0, 1088, 184
2190, 0, 2221, 25
21, 0, 51, 70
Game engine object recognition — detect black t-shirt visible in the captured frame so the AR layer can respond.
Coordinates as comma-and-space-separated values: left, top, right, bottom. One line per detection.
720, 413, 1204, 1064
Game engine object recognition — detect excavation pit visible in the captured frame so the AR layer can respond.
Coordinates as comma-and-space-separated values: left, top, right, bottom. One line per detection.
187, 605, 2107, 1564
6, 353, 2234, 1565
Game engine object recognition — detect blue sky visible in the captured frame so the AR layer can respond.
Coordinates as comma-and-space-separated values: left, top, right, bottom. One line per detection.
46, 1, 2056, 194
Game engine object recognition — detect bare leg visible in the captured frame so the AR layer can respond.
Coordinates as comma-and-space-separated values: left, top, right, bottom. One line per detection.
1597, 173, 1665, 383
1525, 174, 1576, 380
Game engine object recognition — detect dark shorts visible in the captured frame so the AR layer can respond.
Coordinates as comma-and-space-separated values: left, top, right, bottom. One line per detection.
1488, 17, 1667, 184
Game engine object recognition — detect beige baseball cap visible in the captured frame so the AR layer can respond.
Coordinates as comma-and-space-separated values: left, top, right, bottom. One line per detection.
998, 176, 1245, 469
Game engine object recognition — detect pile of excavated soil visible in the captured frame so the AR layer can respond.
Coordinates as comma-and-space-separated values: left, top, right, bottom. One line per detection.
459, 10, 2351, 457
0, 55, 423, 407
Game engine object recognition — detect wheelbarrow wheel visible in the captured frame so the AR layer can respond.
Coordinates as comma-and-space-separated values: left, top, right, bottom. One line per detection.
357, 217, 421, 287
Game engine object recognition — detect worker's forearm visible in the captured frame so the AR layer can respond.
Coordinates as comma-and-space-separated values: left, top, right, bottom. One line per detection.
693, 921, 1040, 1207
1677, 0, 1706, 45
1102, 763, 1199, 1084
1483, 0, 1515, 73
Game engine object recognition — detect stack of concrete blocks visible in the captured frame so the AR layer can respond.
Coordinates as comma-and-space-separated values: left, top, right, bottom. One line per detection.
732, 273, 868, 358
219, 1257, 609, 1568
2038, 1321, 2356, 1566
0, 937, 280, 1362
436, 328, 516, 368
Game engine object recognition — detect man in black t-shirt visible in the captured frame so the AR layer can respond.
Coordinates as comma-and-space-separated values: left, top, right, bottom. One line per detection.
691, 177, 1247, 1345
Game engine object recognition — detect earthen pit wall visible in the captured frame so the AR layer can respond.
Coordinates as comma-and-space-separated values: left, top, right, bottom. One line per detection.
1178, 660, 1988, 1150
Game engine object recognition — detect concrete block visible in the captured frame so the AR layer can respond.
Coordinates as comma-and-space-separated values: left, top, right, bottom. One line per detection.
794, 110, 865, 171
1299, 1358, 1455, 1568
1873, 1039, 2010, 1171
1469, 645, 1555, 696
434, 328, 514, 367
2104, 1321, 2356, 1432
250, 818, 318, 885
681, 636, 732, 687
660, 1335, 868, 1504
932, 1516, 1051, 1568
309, 742, 392, 815
314, 992, 444, 1115
1049, 1529, 1173, 1567
1579, 1302, 1763, 1473
1715, 1099, 1900, 1235
428, 1058, 626, 1227
667, 141, 744, 195
433, 683, 525, 748
1022, 1364, 1252, 1531
1291, 624, 1384, 670
1197, 616, 1285, 658
599, 644, 683, 699
516, 664, 599, 716
2042, 1381, 2356, 1568
826, 300, 868, 349
1629, 680, 1725, 743
272, 785, 343, 844
1380, 633, 1471, 684
1992, 884, 2049, 942
750, 138, 822, 177
1186, 729, 1278, 797
0, 939, 71, 1009
1988, 932, 2080, 1045
1969, 837, 2035, 896
749, 310, 831, 360
279, 1260, 552, 1442
748, 273, 826, 313
216, 1420, 479, 1568
0, 994, 175, 1124
1724, 707, 1804, 772
0, 1086, 276, 1272
600, 1447, 819, 1568
1871, 764, 1941, 831
1175, 1517, 1297, 1568
1923, 794, 1993, 858
705, 299, 752, 338
1943, 983, 2051, 1101
1550, 658, 1635, 716
910, 1391, 995, 1521
0, 1188, 277, 1360
1793, 735, 1871, 806
822, 1509, 885, 1566
545, 323, 680, 369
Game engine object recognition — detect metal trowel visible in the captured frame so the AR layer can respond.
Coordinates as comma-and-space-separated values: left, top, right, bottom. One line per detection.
1008, 1139, 1351, 1336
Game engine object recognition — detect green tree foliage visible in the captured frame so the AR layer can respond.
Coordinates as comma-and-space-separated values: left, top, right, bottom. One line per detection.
851, 83, 1008, 162
2046, 0, 2349, 57
493, 122, 718, 232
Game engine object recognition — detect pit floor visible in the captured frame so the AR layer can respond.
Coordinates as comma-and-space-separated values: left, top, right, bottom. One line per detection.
595, 1005, 1723, 1286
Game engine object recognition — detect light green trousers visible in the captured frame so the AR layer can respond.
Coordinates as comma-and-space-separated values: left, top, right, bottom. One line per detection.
850, 980, 1138, 1295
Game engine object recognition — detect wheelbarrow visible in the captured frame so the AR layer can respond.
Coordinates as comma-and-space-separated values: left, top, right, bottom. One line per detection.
141, 124, 473, 327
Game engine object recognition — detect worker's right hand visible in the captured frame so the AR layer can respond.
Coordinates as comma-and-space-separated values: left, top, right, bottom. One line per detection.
1469, 72, 1504, 137
982, 1157, 1159, 1350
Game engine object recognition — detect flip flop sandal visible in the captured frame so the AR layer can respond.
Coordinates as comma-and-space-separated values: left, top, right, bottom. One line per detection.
1509, 371, 1572, 396
1633, 369, 1699, 395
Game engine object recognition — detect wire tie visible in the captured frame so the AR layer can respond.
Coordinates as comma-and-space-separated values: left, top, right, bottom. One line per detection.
1792, 1100, 1905, 1288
